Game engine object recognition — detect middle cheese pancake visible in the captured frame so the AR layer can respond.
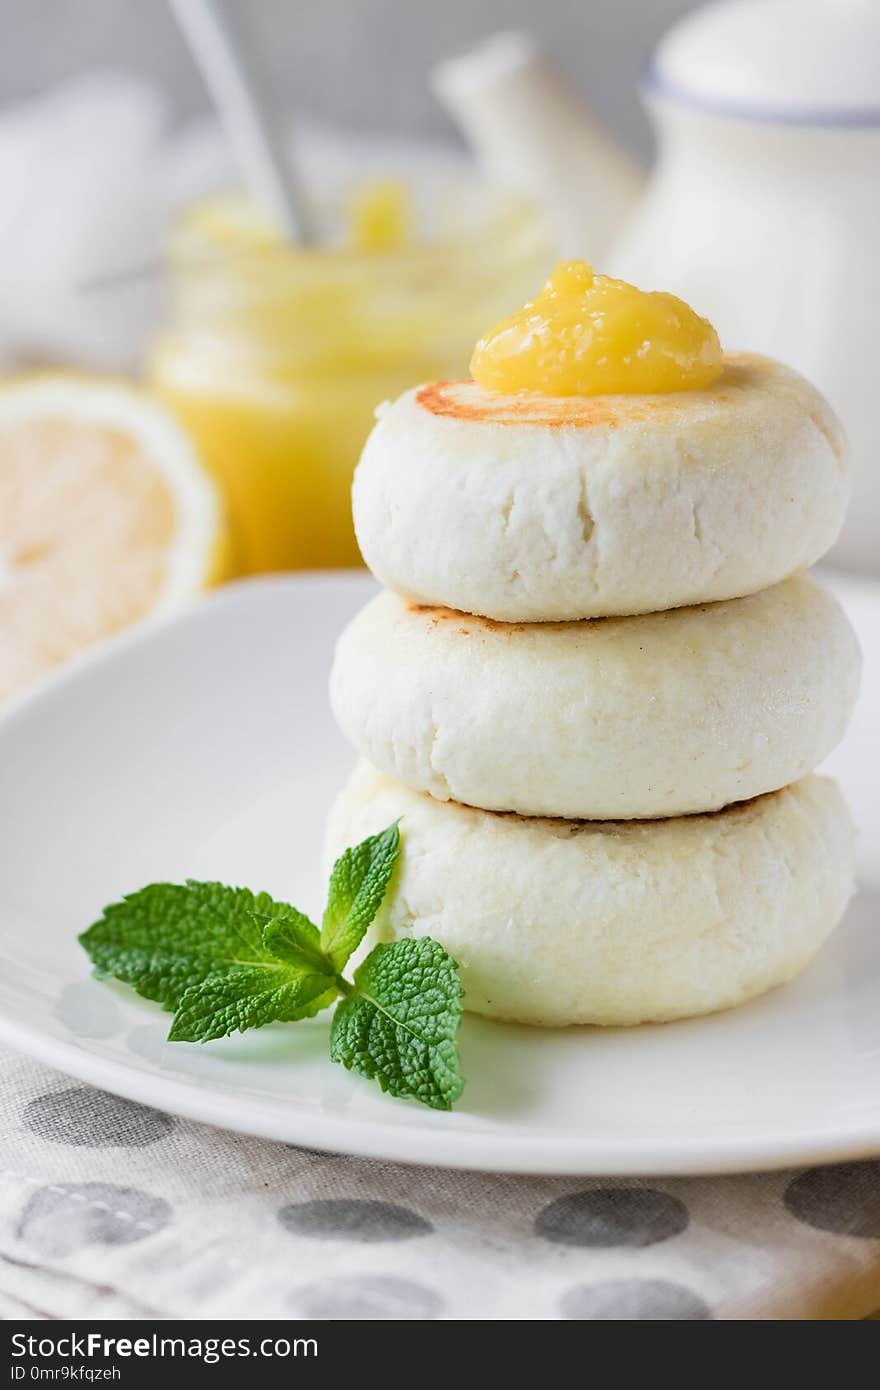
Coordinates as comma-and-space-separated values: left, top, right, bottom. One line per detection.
330, 572, 860, 820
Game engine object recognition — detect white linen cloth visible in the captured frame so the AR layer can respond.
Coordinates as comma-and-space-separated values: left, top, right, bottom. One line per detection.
2, 1050, 879, 1321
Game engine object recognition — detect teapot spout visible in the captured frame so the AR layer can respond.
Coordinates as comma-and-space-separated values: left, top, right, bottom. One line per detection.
434, 31, 644, 261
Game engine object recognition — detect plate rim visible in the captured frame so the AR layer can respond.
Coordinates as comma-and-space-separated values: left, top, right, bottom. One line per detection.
0, 569, 371, 730
3, 1008, 880, 1176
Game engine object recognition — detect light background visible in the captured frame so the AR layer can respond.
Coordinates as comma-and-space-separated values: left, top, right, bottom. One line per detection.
0, 0, 701, 160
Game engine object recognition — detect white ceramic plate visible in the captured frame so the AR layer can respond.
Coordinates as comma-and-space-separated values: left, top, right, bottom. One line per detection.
1, 570, 879, 1176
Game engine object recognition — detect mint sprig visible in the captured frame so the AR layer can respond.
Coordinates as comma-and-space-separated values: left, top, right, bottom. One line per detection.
78, 823, 465, 1111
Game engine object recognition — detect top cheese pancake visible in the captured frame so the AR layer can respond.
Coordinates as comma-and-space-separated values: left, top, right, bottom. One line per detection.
352, 354, 848, 621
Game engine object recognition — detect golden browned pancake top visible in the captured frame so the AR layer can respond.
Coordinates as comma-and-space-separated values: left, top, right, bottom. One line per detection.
415, 355, 760, 429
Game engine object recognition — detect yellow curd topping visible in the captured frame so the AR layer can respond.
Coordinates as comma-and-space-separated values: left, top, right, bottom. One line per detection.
470, 259, 723, 396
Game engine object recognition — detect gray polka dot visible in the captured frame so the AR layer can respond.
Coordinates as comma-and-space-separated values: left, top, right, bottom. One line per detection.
278, 1199, 431, 1242
295, 1275, 443, 1319
17, 1183, 172, 1257
536, 1188, 688, 1248
24, 1086, 174, 1148
561, 1279, 711, 1320
784, 1162, 880, 1238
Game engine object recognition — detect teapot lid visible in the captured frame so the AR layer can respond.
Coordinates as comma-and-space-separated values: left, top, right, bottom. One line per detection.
649, 0, 880, 124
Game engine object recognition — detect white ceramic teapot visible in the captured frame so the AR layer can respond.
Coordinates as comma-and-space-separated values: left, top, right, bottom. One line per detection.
437, 4, 880, 571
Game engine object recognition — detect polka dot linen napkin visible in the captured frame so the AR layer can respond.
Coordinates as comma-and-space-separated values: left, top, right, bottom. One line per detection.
1, 1051, 879, 1321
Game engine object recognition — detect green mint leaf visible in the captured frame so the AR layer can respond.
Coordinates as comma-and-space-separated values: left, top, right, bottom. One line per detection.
168, 964, 338, 1043
320, 821, 400, 971
79, 880, 325, 1012
259, 914, 333, 973
329, 936, 464, 1111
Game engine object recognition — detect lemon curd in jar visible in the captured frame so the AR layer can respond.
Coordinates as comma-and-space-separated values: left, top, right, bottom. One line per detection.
471, 259, 722, 396
149, 186, 546, 573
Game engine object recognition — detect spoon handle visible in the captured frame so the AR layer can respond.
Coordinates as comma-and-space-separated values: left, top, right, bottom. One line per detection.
169, 0, 314, 243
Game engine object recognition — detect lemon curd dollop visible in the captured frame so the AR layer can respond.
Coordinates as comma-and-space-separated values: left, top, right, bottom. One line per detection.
470, 259, 723, 396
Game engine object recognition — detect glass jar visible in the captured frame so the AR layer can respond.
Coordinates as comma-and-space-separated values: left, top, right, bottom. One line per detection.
148, 183, 548, 573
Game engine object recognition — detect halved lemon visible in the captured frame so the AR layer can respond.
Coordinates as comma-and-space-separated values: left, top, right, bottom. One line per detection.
0, 375, 228, 704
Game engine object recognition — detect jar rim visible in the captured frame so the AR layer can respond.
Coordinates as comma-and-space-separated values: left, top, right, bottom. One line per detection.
166, 179, 546, 287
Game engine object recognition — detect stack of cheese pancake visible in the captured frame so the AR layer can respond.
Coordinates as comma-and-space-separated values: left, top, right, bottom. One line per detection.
327, 355, 860, 1027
